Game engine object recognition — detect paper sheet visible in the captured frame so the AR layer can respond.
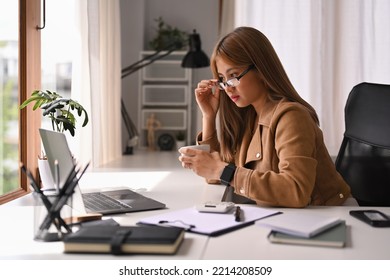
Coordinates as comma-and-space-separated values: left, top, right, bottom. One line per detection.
138, 205, 280, 236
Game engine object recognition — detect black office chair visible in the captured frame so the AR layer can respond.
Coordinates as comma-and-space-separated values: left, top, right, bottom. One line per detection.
335, 82, 390, 206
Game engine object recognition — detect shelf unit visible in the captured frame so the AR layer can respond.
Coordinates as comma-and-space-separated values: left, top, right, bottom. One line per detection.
138, 51, 192, 149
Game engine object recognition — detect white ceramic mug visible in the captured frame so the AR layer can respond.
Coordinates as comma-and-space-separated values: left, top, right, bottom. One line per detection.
179, 144, 210, 157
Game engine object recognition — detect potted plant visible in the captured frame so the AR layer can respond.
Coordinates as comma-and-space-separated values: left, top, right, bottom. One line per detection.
149, 17, 188, 51
175, 131, 186, 149
20, 89, 89, 136
20, 89, 89, 188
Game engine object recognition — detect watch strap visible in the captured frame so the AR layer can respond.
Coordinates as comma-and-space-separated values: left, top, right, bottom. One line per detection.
220, 163, 236, 186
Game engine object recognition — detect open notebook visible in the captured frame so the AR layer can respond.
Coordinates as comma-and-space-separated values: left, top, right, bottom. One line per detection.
39, 128, 166, 215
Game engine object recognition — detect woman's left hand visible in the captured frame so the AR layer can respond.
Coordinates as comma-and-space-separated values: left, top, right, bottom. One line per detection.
178, 147, 226, 180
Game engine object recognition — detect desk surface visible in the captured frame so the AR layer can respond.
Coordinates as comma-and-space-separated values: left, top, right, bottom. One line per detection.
1, 168, 390, 260
204, 206, 390, 260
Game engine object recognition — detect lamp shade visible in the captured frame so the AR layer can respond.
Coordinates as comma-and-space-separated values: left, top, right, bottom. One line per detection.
181, 30, 210, 68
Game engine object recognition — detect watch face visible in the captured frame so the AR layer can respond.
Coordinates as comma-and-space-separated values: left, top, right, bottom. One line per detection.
157, 133, 175, 151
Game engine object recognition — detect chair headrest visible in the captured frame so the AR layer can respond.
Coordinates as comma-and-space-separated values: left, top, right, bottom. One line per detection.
344, 82, 390, 149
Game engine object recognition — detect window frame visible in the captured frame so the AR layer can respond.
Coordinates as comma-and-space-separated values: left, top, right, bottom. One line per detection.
0, 0, 41, 204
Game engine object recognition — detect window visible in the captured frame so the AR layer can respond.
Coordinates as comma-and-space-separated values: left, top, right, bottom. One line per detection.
0, 0, 18, 195
41, 1, 75, 130
0, 0, 41, 204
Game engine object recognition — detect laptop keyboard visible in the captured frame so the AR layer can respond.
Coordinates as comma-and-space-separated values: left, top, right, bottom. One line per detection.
82, 192, 131, 212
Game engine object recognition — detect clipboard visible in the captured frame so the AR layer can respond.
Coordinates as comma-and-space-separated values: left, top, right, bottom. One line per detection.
138, 205, 280, 236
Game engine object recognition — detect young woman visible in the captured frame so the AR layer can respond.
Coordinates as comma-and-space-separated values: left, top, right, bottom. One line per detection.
178, 27, 353, 207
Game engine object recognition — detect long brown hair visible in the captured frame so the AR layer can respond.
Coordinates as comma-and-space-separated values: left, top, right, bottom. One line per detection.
211, 27, 319, 162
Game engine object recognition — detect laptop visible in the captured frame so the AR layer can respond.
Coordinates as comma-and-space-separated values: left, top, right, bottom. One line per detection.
39, 128, 166, 215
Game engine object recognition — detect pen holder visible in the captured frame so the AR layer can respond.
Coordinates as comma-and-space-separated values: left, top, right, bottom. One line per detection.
33, 190, 73, 242
21, 161, 89, 242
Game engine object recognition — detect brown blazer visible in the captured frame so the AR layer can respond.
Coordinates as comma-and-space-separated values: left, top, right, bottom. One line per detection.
199, 98, 351, 207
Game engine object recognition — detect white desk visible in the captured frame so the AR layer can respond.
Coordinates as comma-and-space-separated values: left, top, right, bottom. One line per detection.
1, 168, 390, 260
0, 169, 222, 260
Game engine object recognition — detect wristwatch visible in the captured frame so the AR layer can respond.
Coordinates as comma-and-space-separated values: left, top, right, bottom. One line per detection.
220, 163, 236, 186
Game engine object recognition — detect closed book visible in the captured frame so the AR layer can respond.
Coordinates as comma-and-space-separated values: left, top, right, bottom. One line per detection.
256, 212, 342, 238
267, 220, 347, 248
63, 225, 185, 255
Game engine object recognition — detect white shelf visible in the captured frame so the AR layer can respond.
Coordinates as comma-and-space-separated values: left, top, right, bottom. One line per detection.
141, 109, 187, 130
142, 61, 189, 81
142, 85, 188, 106
138, 51, 192, 148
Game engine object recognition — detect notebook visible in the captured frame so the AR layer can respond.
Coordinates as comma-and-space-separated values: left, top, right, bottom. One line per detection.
39, 128, 166, 215
63, 225, 185, 255
256, 212, 342, 238
267, 220, 347, 248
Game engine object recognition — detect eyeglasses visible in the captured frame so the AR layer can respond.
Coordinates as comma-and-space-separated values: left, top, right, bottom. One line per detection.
218, 65, 255, 90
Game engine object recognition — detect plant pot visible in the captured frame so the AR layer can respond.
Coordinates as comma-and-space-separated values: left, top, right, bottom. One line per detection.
176, 140, 186, 150
38, 158, 55, 190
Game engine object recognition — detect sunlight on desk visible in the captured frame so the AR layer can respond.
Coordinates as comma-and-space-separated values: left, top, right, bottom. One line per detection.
79, 171, 172, 192
0, 208, 64, 258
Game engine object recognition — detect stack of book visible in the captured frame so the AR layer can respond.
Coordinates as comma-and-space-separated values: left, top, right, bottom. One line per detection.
256, 213, 347, 248
63, 224, 185, 255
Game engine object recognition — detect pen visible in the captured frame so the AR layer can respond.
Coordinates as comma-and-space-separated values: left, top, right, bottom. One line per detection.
235, 206, 241, 222
20, 163, 40, 193
54, 159, 60, 193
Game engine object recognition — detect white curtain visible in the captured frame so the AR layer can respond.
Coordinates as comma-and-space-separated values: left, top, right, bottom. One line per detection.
71, 0, 122, 167
234, 0, 390, 155
219, 0, 236, 37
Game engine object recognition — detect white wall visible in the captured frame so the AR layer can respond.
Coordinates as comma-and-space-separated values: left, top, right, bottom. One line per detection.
120, 0, 220, 150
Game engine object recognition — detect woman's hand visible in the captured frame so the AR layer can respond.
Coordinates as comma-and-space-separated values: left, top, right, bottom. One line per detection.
178, 147, 226, 180
195, 79, 220, 119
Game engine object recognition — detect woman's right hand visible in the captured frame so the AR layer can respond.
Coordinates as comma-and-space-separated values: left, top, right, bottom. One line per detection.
194, 79, 220, 119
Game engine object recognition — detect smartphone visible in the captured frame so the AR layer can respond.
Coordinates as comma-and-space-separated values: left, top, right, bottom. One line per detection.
349, 210, 390, 227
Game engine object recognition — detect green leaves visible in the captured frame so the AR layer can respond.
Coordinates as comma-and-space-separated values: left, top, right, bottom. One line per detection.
149, 17, 188, 51
19, 89, 89, 137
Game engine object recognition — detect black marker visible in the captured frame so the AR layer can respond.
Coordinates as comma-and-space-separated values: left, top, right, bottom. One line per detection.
235, 206, 241, 222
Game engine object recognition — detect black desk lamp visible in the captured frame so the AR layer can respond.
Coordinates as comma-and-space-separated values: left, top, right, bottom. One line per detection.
121, 30, 209, 154
182, 30, 210, 68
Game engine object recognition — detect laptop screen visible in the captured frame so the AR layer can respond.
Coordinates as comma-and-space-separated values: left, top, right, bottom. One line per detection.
39, 128, 87, 213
